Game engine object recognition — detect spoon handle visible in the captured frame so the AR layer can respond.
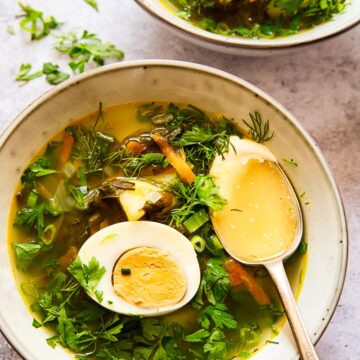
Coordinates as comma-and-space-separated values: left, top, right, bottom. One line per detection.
265, 261, 319, 360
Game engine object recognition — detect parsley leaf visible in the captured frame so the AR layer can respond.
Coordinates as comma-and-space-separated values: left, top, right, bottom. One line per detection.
95, 290, 103, 303
13, 241, 51, 271
194, 258, 231, 307
21, 158, 56, 186
84, 0, 98, 11
67, 256, 106, 293
15, 63, 43, 82
297, 240, 308, 254
54, 30, 124, 74
184, 328, 210, 343
56, 307, 79, 350
203, 329, 227, 360
18, 2, 60, 40
142, 318, 163, 341
46, 336, 58, 348
13, 204, 46, 237
32, 318, 42, 328
199, 304, 237, 330
43, 62, 70, 85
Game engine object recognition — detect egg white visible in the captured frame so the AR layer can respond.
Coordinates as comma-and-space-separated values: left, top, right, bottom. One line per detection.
78, 221, 200, 316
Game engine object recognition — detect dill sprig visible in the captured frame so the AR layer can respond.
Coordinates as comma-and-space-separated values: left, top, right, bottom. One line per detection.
170, 176, 226, 225
68, 103, 114, 174
242, 111, 274, 144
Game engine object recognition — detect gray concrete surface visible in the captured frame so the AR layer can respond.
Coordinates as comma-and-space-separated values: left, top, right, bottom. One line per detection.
0, 0, 359, 359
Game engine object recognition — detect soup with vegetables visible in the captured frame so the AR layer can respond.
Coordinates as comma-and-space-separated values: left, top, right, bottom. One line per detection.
162, 0, 347, 39
9, 102, 307, 359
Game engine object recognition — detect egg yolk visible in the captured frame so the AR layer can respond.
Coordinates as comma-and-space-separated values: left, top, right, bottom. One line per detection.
113, 246, 186, 308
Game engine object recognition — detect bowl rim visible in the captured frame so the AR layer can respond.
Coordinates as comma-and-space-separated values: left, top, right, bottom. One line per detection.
0, 60, 348, 359
134, 0, 360, 50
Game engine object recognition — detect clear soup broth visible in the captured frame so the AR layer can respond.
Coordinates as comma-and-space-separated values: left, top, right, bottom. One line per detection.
9, 102, 307, 359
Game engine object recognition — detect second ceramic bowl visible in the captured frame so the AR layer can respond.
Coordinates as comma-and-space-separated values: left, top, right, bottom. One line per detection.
135, 0, 360, 56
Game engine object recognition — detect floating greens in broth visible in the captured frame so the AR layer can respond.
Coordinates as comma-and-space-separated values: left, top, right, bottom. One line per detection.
165, 0, 348, 39
10, 102, 307, 359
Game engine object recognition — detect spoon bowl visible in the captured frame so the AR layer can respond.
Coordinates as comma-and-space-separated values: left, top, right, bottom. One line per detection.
212, 161, 319, 360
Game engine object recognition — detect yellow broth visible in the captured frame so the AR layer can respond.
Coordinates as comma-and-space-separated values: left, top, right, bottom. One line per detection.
161, 0, 347, 40
211, 159, 297, 263
8, 102, 307, 359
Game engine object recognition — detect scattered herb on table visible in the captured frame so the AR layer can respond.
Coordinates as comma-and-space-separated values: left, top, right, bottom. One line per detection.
18, 2, 60, 40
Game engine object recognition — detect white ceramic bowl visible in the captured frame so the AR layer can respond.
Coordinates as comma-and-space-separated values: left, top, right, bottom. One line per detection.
0, 60, 347, 359
135, 0, 360, 56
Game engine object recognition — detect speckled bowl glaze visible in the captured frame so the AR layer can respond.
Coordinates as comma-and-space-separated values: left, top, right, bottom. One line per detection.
135, 0, 360, 56
0, 60, 347, 360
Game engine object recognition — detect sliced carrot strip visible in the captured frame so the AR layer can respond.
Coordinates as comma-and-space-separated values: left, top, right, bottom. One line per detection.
226, 259, 270, 306
58, 132, 74, 169
125, 140, 145, 155
59, 246, 78, 271
150, 132, 195, 184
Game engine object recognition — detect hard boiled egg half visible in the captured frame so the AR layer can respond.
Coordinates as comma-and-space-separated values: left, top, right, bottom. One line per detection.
78, 221, 200, 316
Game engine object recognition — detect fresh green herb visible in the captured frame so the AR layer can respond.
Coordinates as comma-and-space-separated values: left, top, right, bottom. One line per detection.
46, 336, 58, 348
191, 235, 206, 253
266, 340, 279, 345
184, 208, 209, 233
107, 300, 113, 305
83, 0, 98, 11
231, 208, 242, 212
70, 186, 88, 209
283, 158, 298, 166
203, 328, 227, 360
174, 123, 233, 174
42, 62, 70, 85
18, 2, 60, 40
136, 103, 165, 123
272, 0, 304, 15
173, 0, 347, 39
121, 268, 131, 275
67, 256, 106, 293
121, 153, 167, 177
32, 318, 42, 328
243, 111, 274, 143
238, 351, 252, 359
239, 323, 261, 347
265, 303, 285, 322
27, 190, 38, 208
298, 240, 308, 254
194, 259, 231, 307
13, 205, 45, 237
67, 104, 113, 174
15, 63, 43, 82
21, 158, 56, 186
54, 30, 124, 74
184, 328, 210, 343
95, 290, 103, 303
13, 241, 51, 271
170, 176, 226, 225
199, 303, 237, 330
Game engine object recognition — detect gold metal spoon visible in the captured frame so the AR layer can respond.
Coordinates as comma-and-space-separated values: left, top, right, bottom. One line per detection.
212, 164, 319, 360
